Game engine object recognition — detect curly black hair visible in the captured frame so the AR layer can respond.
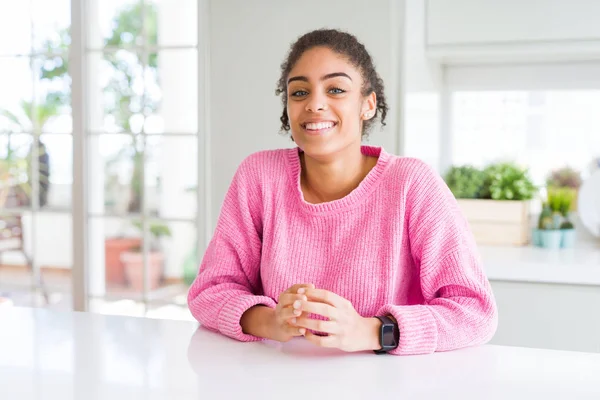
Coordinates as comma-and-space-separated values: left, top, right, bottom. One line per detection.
275, 29, 388, 138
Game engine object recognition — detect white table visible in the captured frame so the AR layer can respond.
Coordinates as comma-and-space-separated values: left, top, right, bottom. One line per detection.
1, 307, 599, 399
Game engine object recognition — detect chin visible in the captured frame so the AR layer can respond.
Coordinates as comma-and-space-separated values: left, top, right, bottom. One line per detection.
294, 138, 350, 160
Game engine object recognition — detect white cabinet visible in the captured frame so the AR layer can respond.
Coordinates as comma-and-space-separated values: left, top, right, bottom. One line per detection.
490, 281, 600, 353
425, 0, 600, 62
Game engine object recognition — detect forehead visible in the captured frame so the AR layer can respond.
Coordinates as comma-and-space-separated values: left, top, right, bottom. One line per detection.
288, 46, 361, 83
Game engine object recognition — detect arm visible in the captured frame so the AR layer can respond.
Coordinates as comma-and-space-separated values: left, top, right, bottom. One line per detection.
377, 159, 498, 355
187, 158, 276, 342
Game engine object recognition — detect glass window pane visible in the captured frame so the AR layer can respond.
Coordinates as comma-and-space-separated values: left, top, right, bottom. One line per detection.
452, 90, 600, 185
144, 49, 198, 134
31, 0, 71, 54
0, 3, 32, 55
145, 136, 197, 219
0, 58, 33, 134
88, 51, 145, 133
34, 55, 72, 134
89, 217, 143, 298
149, 0, 198, 47
147, 220, 197, 303
0, 212, 32, 297
0, 134, 34, 209
89, 134, 144, 215
40, 134, 72, 209
88, 0, 144, 50
35, 211, 72, 308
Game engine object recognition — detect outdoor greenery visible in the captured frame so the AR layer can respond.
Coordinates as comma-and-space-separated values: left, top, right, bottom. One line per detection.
0, 31, 69, 208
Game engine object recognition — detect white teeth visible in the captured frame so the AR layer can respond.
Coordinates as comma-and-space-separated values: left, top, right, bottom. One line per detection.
305, 122, 334, 130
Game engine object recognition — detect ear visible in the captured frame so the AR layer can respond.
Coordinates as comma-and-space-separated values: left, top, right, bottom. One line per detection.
360, 91, 377, 120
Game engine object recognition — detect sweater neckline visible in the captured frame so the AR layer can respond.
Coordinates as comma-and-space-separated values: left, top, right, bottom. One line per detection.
285, 145, 391, 214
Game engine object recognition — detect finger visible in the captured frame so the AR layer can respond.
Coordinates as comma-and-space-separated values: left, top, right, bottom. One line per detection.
294, 316, 338, 334
304, 331, 337, 348
284, 323, 306, 337
281, 305, 308, 320
285, 283, 315, 295
278, 293, 308, 309
304, 289, 349, 308
296, 301, 338, 320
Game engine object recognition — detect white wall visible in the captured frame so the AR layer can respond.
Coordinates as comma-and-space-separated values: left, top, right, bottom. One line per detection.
207, 0, 403, 229
401, 0, 443, 171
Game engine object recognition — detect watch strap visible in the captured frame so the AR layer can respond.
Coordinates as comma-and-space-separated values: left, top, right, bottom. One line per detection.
373, 315, 399, 354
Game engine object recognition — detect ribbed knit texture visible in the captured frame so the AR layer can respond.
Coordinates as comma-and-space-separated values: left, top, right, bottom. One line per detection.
187, 145, 498, 355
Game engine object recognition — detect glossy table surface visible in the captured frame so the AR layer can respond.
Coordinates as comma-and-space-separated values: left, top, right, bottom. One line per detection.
1, 307, 599, 399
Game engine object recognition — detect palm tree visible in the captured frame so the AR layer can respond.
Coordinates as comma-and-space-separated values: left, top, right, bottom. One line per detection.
0, 97, 58, 208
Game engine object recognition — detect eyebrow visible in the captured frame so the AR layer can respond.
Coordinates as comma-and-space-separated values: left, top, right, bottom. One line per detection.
287, 72, 353, 85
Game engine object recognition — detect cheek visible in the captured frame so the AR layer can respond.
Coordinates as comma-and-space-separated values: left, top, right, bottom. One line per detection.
337, 102, 362, 128
287, 101, 302, 124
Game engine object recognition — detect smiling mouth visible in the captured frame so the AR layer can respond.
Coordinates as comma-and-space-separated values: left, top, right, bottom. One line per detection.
301, 121, 338, 134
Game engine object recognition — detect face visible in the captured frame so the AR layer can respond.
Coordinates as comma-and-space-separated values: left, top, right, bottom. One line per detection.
286, 46, 376, 159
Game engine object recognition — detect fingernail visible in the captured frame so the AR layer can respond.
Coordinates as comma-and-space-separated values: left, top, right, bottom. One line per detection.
293, 300, 301, 309
302, 295, 307, 301
299, 328, 306, 335
293, 309, 301, 316
297, 288, 305, 294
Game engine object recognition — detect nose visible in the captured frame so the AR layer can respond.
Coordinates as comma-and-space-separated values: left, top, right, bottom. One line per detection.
305, 92, 328, 113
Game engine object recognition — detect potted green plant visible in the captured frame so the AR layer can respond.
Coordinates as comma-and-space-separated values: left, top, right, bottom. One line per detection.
533, 187, 577, 249
444, 165, 486, 199
546, 166, 582, 190
120, 221, 171, 291
546, 166, 582, 211
445, 162, 538, 246
554, 187, 577, 248
534, 202, 562, 248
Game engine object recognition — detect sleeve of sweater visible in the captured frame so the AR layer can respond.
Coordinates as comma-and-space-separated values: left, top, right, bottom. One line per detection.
187, 155, 276, 342
377, 159, 498, 355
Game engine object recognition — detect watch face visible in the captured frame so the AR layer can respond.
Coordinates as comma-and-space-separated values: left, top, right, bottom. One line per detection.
382, 324, 396, 347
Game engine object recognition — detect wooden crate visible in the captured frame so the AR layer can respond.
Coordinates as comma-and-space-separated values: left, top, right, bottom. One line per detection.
457, 199, 530, 246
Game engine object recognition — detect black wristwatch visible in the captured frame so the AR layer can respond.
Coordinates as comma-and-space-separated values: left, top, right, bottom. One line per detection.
373, 315, 399, 354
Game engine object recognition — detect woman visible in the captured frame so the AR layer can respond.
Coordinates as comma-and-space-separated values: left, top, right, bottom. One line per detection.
188, 29, 497, 355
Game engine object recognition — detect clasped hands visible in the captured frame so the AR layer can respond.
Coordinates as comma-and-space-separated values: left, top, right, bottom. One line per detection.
269, 283, 381, 352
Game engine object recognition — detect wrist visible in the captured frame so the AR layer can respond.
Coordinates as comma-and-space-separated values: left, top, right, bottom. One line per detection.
241, 305, 275, 339
363, 317, 383, 351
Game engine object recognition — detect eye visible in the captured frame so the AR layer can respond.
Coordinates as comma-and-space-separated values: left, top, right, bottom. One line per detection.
291, 90, 308, 97
328, 87, 346, 94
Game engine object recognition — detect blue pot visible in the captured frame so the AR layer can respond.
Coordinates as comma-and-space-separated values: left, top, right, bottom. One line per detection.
531, 229, 542, 247
561, 229, 577, 248
539, 230, 562, 249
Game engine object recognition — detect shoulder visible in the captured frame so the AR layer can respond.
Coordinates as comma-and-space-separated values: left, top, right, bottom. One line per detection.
385, 155, 444, 189
238, 148, 292, 171
232, 148, 295, 190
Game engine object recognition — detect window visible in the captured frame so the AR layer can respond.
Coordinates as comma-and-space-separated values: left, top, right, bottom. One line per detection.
0, 0, 73, 308
1, 0, 204, 320
447, 63, 600, 187
451, 90, 600, 186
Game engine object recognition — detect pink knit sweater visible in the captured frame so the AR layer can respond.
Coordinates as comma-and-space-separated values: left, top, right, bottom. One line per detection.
188, 145, 498, 355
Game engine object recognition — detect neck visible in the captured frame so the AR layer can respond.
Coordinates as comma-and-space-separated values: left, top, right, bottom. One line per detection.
300, 144, 377, 203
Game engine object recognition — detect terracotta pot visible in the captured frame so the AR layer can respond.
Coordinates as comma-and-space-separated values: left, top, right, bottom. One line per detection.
121, 251, 164, 291
105, 238, 142, 285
